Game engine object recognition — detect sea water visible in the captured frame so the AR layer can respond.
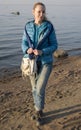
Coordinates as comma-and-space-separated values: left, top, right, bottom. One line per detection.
0, 4, 81, 69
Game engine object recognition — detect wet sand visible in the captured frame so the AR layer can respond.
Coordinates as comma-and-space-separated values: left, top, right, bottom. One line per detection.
0, 55, 81, 130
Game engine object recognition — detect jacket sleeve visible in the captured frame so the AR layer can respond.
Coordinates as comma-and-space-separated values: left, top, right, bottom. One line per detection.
42, 28, 58, 55
21, 31, 29, 54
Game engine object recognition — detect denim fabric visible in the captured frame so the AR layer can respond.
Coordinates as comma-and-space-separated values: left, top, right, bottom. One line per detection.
29, 63, 52, 110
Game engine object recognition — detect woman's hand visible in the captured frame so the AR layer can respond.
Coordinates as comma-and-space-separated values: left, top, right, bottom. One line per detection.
33, 49, 42, 56
27, 48, 33, 54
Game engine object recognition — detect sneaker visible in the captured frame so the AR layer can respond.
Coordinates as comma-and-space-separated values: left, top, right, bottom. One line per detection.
31, 110, 43, 120
36, 111, 43, 126
31, 110, 44, 126
36, 117, 43, 126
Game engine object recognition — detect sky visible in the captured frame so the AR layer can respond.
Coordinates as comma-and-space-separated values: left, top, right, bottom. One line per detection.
0, 0, 81, 5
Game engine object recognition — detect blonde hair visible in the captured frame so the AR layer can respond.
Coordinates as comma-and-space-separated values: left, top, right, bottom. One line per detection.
33, 2, 46, 11
33, 2, 47, 21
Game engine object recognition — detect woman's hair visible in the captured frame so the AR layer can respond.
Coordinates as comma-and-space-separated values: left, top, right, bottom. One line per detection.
33, 2, 46, 11
33, 2, 47, 21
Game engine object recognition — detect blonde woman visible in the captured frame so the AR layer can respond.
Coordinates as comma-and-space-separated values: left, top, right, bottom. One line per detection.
22, 2, 58, 126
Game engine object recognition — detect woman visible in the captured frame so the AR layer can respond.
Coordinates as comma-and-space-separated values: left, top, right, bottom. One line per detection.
22, 2, 58, 126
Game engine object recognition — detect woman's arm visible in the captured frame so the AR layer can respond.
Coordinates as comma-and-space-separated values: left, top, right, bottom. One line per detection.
42, 29, 58, 55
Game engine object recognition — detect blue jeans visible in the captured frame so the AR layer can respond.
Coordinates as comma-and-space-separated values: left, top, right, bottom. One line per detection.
29, 63, 52, 111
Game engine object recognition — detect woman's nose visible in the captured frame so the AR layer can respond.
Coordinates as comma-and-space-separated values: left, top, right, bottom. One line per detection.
40, 12, 43, 16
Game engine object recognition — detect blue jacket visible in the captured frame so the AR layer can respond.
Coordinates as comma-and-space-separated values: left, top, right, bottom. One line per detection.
22, 20, 58, 65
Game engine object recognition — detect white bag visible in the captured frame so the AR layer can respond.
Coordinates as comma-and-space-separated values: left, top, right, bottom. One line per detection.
21, 57, 37, 77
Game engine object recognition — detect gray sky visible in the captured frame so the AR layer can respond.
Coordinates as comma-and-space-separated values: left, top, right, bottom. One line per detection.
0, 0, 81, 5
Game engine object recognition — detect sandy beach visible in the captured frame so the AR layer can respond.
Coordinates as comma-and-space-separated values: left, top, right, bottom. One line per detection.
0, 55, 81, 130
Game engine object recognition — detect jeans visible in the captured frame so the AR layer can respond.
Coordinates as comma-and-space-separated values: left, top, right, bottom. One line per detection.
29, 63, 52, 111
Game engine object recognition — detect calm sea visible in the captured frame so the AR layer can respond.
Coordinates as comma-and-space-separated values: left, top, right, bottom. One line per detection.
0, 4, 81, 70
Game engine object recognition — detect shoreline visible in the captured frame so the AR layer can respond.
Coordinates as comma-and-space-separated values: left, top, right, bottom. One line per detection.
0, 48, 81, 74
0, 54, 81, 79
0, 54, 81, 84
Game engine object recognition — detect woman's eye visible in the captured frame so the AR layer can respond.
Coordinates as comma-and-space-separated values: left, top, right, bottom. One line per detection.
38, 11, 41, 13
38, 11, 45, 14
43, 11, 45, 13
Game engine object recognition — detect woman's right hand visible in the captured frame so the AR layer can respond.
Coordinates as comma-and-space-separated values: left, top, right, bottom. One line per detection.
27, 48, 33, 54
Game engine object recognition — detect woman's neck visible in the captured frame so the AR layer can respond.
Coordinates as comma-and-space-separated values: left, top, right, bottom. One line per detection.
34, 20, 42, 25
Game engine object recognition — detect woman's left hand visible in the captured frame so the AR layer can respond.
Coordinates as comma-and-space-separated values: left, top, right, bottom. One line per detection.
33, 49, 42, 56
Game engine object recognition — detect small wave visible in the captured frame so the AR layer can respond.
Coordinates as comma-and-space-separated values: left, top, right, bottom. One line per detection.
68, 48, 81, 56
0, 54, 15, 60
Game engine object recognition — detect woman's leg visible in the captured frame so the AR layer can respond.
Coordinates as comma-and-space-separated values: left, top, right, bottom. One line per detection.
29, 63, 52, 126
34, 63, 52, 111
29, 63, 52, 111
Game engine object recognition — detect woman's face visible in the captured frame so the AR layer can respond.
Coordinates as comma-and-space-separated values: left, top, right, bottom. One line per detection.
33, 5, 46, 24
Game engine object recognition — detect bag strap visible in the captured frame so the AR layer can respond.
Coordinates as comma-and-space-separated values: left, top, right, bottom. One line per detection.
25, 26, 34, 48
25, 26, 35, 59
